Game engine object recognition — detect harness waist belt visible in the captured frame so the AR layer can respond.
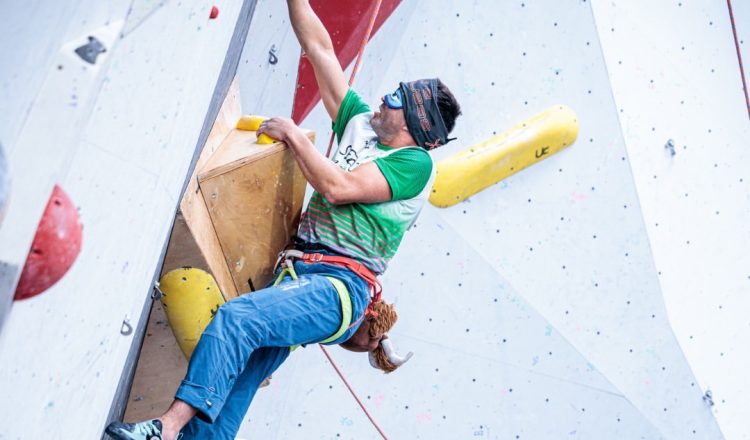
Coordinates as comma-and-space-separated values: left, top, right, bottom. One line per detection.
278, 249, 382, 303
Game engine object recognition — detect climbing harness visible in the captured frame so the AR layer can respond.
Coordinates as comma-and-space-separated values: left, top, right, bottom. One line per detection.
274, 248, 391, 439
276, 249, 382, 317
272, 255, 355, 347
276, 248, 412, 362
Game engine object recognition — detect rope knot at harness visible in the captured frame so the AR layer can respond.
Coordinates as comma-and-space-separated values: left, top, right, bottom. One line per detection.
365, 305, 379, 319
366, 282, 383, 319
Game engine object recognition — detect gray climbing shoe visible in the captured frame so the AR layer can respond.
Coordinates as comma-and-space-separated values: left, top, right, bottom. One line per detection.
105, 419, 181, 440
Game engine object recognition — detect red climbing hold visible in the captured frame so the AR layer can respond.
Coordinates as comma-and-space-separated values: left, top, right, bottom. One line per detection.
14, 185, 83, 301
210, 6, 219, 19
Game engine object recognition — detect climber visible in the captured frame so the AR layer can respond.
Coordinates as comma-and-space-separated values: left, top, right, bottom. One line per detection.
105, 0, 461, 438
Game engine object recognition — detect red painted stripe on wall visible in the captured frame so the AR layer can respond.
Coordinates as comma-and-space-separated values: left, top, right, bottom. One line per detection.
291, 0, 401, 124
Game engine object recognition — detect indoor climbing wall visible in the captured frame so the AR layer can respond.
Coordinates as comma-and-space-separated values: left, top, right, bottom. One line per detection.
239, 0, 740, 438
0, 0, 132, 328
0, 0, 745, 438
591, 2, 750, 439
236, 0, 300, 120
0, 0, 254, 438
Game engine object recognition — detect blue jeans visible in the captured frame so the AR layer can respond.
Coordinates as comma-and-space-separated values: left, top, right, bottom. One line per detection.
175, 259, 369, 439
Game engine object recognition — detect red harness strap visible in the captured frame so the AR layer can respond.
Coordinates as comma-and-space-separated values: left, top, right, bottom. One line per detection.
299, 252, 382, 318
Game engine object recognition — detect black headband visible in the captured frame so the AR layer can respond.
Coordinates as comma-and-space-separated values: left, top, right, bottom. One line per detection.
400, 79, 453, 150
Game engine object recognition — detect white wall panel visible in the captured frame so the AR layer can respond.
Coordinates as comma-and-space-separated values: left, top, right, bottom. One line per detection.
0, 1, 246, 438
0, 0, 130, 153
0, 2, 131, 329
1, 0, 744, 438
241, 0, 725, 438
236, 0, 301, 118
244, 209, 663, 439
591, 1, 750, 439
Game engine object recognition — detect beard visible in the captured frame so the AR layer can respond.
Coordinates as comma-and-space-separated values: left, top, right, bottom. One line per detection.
371, 113, 399, 141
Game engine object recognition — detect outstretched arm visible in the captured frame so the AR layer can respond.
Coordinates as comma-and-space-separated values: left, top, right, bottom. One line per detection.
287, 0, 348, 121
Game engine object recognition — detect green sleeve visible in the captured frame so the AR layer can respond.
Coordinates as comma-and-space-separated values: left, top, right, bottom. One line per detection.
374, 148, 433, 201
332, 89, 371, 143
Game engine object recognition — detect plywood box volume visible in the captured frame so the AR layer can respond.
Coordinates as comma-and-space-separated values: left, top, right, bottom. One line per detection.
198, 128, 313, 294
127, 78, 312, 421
160, 77, 312, 299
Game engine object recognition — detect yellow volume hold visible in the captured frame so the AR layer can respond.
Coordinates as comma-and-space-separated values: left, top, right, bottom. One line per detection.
160, 267, 226, 359
236, 115, 267, 131
256, 133, 276, 144
236, 115, 278, 144
429, 105, 579, 208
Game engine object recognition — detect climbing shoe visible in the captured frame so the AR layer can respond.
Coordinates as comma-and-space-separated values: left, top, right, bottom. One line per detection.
105, 419, 181, 440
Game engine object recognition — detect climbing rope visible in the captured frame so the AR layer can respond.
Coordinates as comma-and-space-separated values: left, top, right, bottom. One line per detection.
320, 345, 389, 440
316, 2, 390, 438
324, 0, 384, 158
727, 0, 750, 120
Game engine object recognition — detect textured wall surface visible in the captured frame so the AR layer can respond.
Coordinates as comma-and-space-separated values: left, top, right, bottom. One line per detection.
0, 0, 132, 329
236, 0, 300, 120
0, 1, 248, 438
591, 1, 750, 439
239, 0, 745, 439
0, 0, 746, 439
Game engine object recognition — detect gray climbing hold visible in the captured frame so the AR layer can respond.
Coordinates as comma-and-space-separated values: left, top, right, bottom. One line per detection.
268, 44, 279, 65
74, 36, 107, 64
665, 139, 676, 157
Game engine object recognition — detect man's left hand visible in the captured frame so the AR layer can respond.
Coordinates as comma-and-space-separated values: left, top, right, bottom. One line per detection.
257, 117, 301, 143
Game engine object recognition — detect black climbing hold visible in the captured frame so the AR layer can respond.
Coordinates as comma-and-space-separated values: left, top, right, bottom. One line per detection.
75, 36, 107, 64
665, 139, 676, 156
703, 390, 714, 406
268, 45, 279, 65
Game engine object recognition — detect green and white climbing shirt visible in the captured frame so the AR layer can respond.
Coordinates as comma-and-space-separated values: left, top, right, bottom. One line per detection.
297, 89, 435, 274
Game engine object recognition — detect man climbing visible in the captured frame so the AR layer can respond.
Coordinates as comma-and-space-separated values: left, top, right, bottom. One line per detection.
105, 0, 461, 438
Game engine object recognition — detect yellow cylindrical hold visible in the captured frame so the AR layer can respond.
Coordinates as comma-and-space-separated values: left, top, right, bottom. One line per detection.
236, 115, 268, 131
160, 267, 226, 359
256, 133, 276, 144
429, 105, 579, 208
235, 115, 278, 144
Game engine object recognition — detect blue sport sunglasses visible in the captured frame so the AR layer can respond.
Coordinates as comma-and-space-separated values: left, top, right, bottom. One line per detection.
384, 88, 404, 110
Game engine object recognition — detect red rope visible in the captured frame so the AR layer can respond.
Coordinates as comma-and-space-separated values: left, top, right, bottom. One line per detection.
727, 0, 750, 120
325, 0, 385, 158
319, 345, 389, 439
318, 4, 389, 437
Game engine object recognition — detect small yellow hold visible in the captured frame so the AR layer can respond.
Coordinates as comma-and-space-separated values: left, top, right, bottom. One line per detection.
236, 115, 267, 131
256, 133, 277, 144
